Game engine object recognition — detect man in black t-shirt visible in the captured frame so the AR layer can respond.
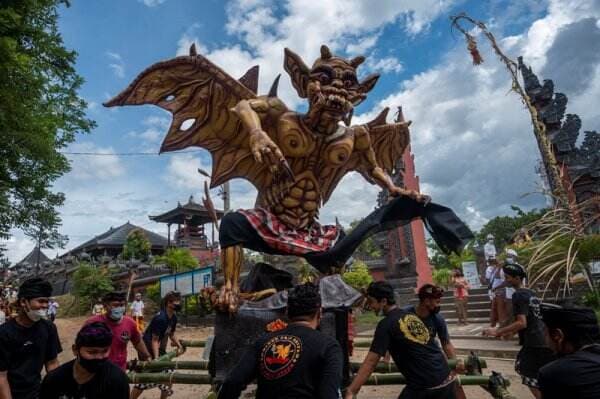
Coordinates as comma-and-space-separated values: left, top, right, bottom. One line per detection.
0, 278, 62, 399
538, 305, 600, 399
131, 291, 184, 399
346, 282, 459, 399
219, 283, 343, 399
40, 322, 130, 399
483, 263, 554, 399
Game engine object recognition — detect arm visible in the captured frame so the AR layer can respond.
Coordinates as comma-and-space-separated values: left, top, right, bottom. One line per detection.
218, 345, 258, 399
169, 331, 184, 353
151, 335, 161, 359
345, 352, 381, 398
134, 339, 151, 361
45, 359, 59, 373
0, 372, 12, 399
484, 314, 526, 337
319, 342, 344, 399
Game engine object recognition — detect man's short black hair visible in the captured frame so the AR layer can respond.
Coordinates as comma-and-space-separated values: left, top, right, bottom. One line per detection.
542, 305, 600, 348
75, 322, 113, 348
102, 291, 126, 303
503, 263, 527, 279
366, 281, 396, 304
418, 284, 444, 302
287, 283, 321, 320
18, 278, 52, 300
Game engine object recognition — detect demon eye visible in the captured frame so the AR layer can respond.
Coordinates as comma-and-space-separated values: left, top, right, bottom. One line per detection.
318, 73, 331, 85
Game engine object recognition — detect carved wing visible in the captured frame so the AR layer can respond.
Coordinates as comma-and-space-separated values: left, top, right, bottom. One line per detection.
319, 107, 410, 205
104, 47, 270, 190
364, 107, 411, 176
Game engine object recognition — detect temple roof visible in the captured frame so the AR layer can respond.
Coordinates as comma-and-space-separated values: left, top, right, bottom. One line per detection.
15, 247, 51, 267
67, 222, 168, 254
149, 195, 224, 225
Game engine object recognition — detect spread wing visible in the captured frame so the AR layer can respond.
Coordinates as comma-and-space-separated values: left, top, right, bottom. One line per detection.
364, 107, 411, 176
320, 107, 411, 205
104, 45, 269, 190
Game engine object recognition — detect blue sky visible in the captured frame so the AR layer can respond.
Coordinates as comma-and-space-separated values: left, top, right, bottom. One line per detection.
4, 0, 600, 262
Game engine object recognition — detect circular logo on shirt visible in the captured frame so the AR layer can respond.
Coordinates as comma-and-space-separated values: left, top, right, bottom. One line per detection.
260, 335, 302, 380
120, 330, 131, 342
399, 314, 430, 345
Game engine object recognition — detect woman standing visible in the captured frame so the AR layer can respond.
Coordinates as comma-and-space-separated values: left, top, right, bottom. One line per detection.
453, 269, 470, 325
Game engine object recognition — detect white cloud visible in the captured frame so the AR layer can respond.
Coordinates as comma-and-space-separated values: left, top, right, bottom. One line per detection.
164, 153, 212, 191
367, 56, 404, 74
177, 0, 458, 108
138, 0, 167, 7
105, 51, 125, 78
66, 142, 125, 180
127, 115, 171, 148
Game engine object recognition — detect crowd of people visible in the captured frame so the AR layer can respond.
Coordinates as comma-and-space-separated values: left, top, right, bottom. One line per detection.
0, 277, 184, 399
1, 269, 599, 399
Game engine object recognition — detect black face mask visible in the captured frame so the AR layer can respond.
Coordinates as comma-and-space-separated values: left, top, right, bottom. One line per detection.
78, 354, 107, 373
432, 306, 441, 314
173, 304, 182, 312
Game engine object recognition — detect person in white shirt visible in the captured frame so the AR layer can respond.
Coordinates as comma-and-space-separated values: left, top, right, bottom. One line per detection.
486, 258, 509, 327
130, 292, 145, 333
48, 298, 59, 322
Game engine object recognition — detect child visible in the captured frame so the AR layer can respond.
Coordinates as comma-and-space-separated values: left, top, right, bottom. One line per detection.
453, 269, 470, 325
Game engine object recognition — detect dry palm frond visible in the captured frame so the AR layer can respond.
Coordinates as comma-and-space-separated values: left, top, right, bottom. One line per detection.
518, 199, 599, 299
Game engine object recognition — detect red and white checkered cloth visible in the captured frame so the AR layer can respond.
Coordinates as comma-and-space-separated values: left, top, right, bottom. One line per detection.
238, 208, 339, 255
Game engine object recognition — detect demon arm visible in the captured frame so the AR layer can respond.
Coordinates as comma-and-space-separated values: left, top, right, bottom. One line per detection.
231, 98, 294, 180
354, 122, 430, 203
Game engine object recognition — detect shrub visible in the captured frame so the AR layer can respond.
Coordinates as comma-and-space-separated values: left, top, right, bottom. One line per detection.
342, 260, 373, 291
432, 268, 453, 289
72, 263, 114, 311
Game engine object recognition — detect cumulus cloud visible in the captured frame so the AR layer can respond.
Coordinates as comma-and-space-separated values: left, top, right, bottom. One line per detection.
127, 115, 171, 151
178, 0, 457, 108
66, 142, 125, 180
138, 0, 167, 7
366, 56, 404, 74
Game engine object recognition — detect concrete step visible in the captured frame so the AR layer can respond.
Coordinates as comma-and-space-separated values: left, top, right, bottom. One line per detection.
439, 301, 491, 310
408, 293, 491, 305
445, 316, 489, 325
441, 308, 490, 319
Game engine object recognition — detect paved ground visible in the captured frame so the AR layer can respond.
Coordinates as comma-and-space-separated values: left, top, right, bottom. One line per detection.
53, 318, 532, 399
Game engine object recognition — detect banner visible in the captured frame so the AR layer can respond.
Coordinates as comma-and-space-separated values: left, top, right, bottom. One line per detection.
159, 266, 214, 298
462, 261, 481, 289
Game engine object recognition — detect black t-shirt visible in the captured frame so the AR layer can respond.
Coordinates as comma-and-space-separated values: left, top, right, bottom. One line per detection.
369, 307, 450, 389
538, 344, 600, 399
143, 310, 177, 358
40, 359, 130, 399
512, 288, 546, 347
0, 318, 62, 399
219, 324, 343, 399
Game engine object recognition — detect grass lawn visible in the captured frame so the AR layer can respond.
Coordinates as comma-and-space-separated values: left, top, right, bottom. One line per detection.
354, 311, 383, 332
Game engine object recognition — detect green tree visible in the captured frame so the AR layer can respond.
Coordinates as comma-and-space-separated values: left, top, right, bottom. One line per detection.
0, 1, 95, 240
22, 201, 68, 267
296, 259, 318, 284
342, 260, 373, 291
427, 238, 452, 269
348, 220, 382, 258
477, 206, 546, 250
72, 263, 114, 310
154, 247, 198, 274
122, 229, 152, 261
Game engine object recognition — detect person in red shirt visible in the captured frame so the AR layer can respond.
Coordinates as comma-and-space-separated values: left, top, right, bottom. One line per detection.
452, 269, 470, 325
86, 291, 150, 370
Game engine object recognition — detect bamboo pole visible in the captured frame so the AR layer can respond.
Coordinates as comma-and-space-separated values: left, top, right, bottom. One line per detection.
156, 350, 181, 362
134, 360, 210, 372
180, 339, 206, 348
128, 372, 212, 385
350, 358, 486, 373
126, 372, 504, 387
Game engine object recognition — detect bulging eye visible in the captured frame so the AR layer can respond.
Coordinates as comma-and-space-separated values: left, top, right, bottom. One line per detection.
319, 74, 330, 84
344, 80, 355, 88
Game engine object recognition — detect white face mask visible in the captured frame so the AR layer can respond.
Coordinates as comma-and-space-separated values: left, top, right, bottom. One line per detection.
26, 308, 48, 322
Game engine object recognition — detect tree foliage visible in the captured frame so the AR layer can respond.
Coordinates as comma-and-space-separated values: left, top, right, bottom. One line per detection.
342, 260, 373, 292
477, 206, 547, 250
122, 229, 152, 260
348, 220, 382, 258
72, 263, 114, 310
154, 247, 198, 273
296, 259, 318, 284
0, 0, 95, 240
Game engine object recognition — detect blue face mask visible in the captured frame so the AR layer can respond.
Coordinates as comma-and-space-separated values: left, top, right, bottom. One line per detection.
109, 306, 125, 321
